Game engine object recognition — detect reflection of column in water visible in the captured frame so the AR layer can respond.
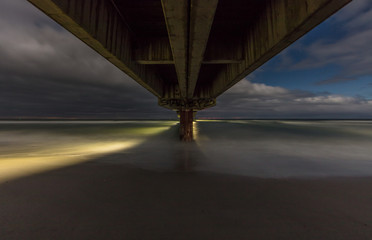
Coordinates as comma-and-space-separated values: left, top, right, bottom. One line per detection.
174, 121, 206, 172
192, 121, 198, 140
175, 142, 197, 172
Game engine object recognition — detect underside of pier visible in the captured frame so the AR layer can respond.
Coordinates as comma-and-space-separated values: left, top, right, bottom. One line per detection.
28, 0, 351, 141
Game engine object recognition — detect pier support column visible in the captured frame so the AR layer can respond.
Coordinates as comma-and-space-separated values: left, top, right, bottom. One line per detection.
179, 109, 193, 141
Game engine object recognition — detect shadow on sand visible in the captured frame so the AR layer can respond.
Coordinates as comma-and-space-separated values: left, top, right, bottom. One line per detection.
1, 124, 372, 239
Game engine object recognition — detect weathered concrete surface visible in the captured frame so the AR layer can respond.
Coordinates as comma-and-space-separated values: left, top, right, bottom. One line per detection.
161, 0, 189, 98
187, 0, 219, 98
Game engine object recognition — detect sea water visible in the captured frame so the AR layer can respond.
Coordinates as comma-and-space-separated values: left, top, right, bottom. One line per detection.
1, 120, 372, 181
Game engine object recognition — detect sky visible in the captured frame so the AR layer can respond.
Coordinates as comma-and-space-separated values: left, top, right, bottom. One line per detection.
0, 0, 371, 119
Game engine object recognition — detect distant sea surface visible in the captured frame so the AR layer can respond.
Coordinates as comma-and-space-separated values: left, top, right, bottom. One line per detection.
1, 120, 372, 180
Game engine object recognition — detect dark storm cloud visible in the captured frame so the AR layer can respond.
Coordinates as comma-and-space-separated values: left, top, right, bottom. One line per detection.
0, 75, 163, 118
0, 0, 174, 119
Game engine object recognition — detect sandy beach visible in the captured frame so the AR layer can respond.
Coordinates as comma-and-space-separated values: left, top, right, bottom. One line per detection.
1, 120, 372, 239
1, 160, 372, 239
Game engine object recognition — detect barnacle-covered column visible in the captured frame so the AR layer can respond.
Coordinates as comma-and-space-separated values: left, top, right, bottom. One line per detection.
179, 109, 193, 141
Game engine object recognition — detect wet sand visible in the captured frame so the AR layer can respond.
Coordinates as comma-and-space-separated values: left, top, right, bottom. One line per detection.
1, 161, 372, 240
1, 120, 372, 239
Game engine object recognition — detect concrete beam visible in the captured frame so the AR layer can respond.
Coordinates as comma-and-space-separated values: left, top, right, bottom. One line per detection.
28, 0, 165, 98
209, 0, 351, 97
187, 0, 218, 98
161, 0, 188, 98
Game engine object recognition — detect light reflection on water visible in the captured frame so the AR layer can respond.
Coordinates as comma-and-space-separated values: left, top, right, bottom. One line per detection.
1, 120, 372, 180
0, 121, 176, 182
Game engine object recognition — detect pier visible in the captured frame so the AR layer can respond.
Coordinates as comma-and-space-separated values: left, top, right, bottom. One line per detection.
28, 0, 350, 140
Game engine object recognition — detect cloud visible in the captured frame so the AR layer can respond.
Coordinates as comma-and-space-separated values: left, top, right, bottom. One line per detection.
293, 95, 363, 105
298, 28, 372, 84
199, 79, 372, 119
275, 0, 372, 85
227, 79, 288, 96
0, 0, 174, 119
0, 0, 371, 119
0, 4, 136, 88
333, 0, 372, 24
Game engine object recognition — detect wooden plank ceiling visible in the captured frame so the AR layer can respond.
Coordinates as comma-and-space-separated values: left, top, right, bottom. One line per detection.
28, 0, 351, 110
